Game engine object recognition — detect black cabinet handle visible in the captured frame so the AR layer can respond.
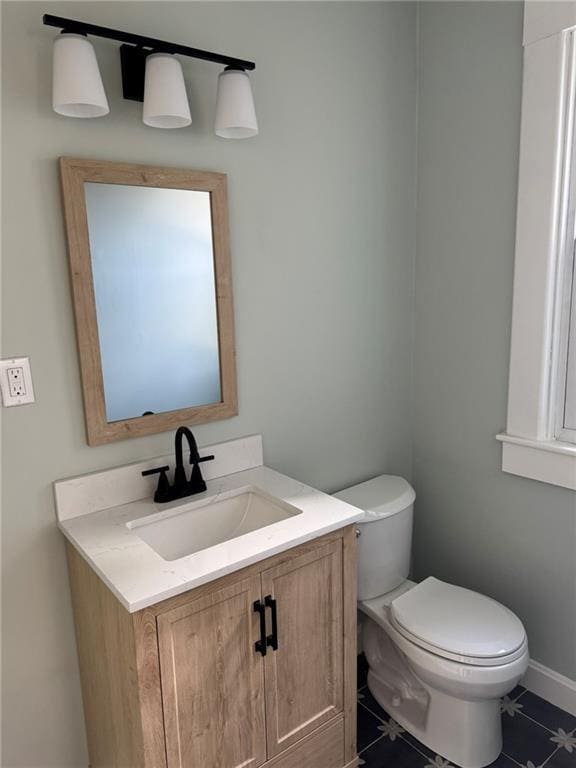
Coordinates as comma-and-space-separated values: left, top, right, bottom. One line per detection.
253, 600, 267, 657
265, 595, 278, 651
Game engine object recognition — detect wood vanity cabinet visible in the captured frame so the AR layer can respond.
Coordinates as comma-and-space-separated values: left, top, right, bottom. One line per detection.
66, 525, 358, 768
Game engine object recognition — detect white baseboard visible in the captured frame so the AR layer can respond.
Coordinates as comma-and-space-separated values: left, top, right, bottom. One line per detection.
522, 659, 576, 716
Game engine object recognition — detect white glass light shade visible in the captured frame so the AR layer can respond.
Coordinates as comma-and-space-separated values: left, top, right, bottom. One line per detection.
214, 69, 258, 139
143, 53, 191, 129
52, 34, 109, 118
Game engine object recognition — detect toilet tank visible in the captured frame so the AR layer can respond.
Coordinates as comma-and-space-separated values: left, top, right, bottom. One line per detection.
334, 475, 416, 601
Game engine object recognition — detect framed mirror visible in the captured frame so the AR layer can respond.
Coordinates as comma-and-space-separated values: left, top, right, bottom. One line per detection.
59, 157, 237, 445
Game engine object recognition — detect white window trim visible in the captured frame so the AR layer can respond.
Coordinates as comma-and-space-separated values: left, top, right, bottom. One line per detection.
498, 2, 576, 490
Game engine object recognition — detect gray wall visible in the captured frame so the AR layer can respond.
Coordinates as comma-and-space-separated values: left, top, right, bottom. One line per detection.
4, 3, 575, 766
413, 2, 576, 680
1, 3, 417, 765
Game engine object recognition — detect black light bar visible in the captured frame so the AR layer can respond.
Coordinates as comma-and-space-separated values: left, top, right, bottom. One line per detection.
43, 15, 256, 70
43, 14, 256, 103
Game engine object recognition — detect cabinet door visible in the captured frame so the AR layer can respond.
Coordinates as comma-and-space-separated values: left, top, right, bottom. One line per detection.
261, 540, 344, 757
157, 575, 266, 768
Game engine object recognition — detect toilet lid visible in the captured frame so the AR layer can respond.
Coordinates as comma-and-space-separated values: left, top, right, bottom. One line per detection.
391, 577, 526, 661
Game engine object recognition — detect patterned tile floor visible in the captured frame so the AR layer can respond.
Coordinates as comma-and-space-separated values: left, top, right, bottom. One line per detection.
357, 655, 576, 768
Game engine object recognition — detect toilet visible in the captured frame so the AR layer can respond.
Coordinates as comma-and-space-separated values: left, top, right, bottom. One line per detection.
334, 475, 529, 768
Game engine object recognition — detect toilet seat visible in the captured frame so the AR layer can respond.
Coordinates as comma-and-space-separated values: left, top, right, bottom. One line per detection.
390, 615, 528, 667
390, 577, 527, 667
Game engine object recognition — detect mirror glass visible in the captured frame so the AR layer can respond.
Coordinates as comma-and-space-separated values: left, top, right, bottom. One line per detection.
84, 182, 221, 422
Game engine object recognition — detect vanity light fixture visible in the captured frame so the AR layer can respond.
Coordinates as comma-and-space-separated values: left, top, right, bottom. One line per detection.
143, 53, 192, 129
52, 33, 109, 118
44, 15, 258, 138
215, 67, 258, 139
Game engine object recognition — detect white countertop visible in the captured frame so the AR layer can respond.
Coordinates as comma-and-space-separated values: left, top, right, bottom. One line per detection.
57, 446, 363, 612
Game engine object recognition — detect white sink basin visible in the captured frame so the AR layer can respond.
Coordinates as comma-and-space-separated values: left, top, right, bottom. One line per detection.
127, 486, 302, 561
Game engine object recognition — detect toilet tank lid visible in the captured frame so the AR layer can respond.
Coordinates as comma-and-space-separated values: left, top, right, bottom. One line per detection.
333, 475, 415, 520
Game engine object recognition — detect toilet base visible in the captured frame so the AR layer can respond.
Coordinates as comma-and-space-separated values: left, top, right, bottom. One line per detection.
361, 614, 528, 768
367, 668, 502, 768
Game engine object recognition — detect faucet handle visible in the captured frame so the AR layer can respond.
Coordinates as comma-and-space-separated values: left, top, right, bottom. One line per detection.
190, 453, 215, 465
142, 465, 170, 477
142, 465, 171, 503
187, 452, 214, 495
190, 451, 214, 464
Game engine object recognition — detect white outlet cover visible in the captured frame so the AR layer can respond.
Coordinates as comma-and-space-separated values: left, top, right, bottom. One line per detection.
0, 357, 35, 406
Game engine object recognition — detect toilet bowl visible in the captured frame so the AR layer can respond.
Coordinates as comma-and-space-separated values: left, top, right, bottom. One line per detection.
334, 476, 529, 768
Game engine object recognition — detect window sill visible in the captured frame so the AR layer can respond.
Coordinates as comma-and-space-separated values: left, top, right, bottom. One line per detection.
496, 434, 576, 490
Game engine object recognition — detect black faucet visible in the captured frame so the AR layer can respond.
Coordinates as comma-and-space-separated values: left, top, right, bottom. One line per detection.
141, 426, 215, 503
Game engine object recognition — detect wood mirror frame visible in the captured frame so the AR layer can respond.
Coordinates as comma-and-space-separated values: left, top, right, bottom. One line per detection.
59, 157, 237, 446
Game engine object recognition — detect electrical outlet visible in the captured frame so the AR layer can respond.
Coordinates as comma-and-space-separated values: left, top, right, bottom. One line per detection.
8, 367, 26, 397
0, 357, 35, 406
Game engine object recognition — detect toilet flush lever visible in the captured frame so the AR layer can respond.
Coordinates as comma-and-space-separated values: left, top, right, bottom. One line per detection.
356, 528, 361, 538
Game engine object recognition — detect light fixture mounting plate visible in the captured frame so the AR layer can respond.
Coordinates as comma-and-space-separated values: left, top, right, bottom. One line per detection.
120, 45, 149, 102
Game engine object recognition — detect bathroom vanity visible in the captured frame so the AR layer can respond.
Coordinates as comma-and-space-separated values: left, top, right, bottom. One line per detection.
55, 435, 362, 768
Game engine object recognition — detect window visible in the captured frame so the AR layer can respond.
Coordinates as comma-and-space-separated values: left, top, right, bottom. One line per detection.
497, 2, 576, 490
556, 222, 576, 444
